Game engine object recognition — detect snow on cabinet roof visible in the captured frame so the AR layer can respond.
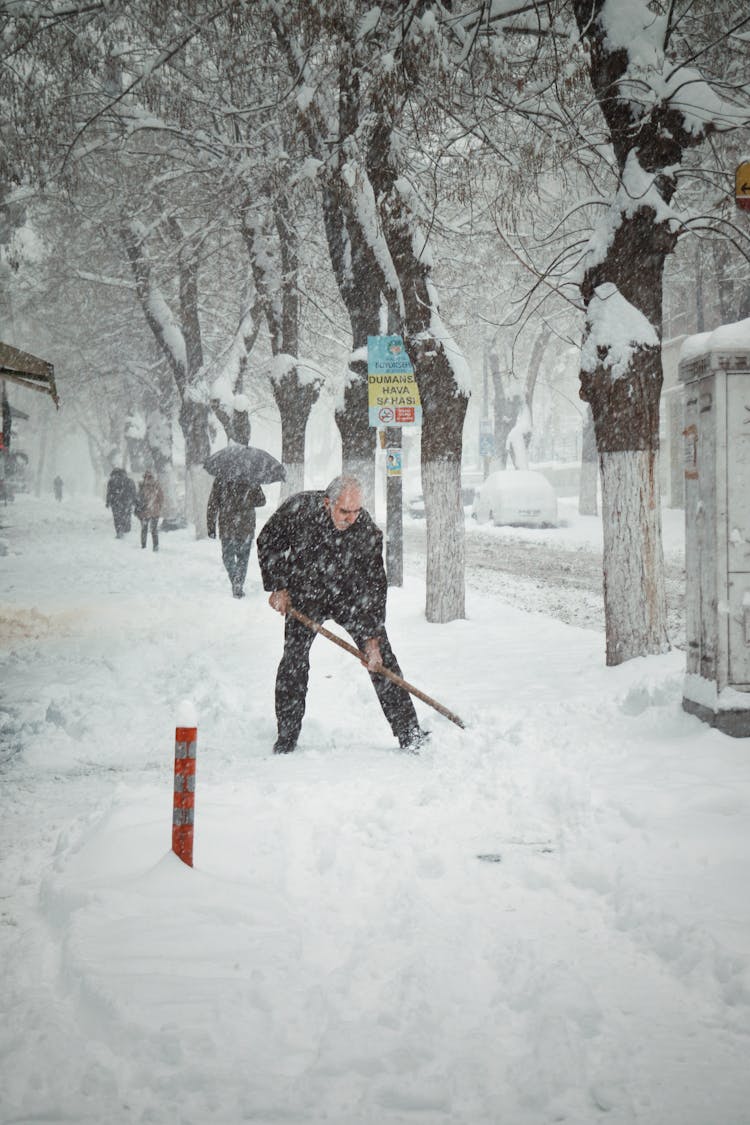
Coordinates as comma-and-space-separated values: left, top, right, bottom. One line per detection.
678, 318, 750, 382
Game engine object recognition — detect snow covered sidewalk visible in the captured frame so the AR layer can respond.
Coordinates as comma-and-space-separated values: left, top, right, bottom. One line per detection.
1, 497, 749, 1124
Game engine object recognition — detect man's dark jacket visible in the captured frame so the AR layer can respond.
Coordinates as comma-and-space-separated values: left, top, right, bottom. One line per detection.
256, 490, 387, 639
207, 477, 264, 541
105, 469, 137, 515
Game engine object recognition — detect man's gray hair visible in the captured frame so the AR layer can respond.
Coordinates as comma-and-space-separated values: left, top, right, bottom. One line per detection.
325, 475, 363, 504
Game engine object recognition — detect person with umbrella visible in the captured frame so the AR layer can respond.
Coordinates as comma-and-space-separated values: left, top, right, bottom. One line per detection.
205, 444, 285, 599
105, 466, 137, 539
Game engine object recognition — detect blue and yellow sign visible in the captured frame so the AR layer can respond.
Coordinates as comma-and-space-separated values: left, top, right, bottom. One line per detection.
367, 335, 422, 428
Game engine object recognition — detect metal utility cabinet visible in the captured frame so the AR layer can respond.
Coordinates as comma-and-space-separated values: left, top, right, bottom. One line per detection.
679, 324, 750, 735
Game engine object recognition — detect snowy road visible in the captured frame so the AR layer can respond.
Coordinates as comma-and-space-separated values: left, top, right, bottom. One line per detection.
404, 506, 686, 647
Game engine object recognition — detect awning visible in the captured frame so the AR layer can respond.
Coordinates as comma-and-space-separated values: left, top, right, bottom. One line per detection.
0, 341, 59, 406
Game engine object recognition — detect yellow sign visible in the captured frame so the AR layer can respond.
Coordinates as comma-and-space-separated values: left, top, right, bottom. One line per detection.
367, 335, 422, 427
736, 162, 750, 211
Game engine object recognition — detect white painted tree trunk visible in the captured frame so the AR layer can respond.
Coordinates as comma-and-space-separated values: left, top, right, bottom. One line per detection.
158, 465, 181, 526
600, 450, 669, 664
342, 455, 375, 515
281, 461, 304, 500
186, 465, 213, 539
423, 459, 465, 623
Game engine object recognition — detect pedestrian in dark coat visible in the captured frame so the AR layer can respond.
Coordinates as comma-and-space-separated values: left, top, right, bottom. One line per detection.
135, 470, 164, 551
207, 476, 265, 598
105, 468, 137, 538
256, 474, 426, 755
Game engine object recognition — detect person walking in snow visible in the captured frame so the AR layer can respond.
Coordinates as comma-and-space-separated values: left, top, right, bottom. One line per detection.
207, 476, 265, 598
135, 470, 164, 552
53, 475, 63, 501
105, 467, 137, 539
256, 474, 427, 755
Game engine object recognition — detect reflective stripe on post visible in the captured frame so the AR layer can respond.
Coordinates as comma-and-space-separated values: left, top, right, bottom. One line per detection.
172, 725, 197, 866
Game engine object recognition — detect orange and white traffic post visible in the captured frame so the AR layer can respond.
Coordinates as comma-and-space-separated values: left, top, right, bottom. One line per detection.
172, 702, 197, 867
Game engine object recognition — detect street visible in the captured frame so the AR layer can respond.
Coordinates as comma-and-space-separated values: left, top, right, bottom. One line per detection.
403, 519, 687, 649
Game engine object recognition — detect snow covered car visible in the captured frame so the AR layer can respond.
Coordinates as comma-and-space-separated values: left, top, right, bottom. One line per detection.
472, 470, 558, 528
406, 491, 426, 519
406, 485, 478, 520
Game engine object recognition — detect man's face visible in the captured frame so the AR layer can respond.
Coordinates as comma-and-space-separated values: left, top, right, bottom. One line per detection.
325, 485, 363, 531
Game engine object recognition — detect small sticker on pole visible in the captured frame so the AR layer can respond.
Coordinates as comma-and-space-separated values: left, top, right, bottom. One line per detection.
386, 447, 402, 476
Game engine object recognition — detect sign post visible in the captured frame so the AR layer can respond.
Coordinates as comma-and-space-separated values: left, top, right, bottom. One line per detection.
367, 336, 421, 587
384, 426, 403, 585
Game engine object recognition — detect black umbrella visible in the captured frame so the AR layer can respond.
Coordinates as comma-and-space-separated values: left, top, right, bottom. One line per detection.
204, 444, 286, 485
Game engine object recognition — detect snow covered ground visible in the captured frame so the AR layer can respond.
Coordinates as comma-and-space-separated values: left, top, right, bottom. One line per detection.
2, 495, 749, 1125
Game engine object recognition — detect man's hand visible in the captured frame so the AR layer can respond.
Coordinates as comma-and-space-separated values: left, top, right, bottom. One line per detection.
269, 589, 291, 615
362, 637, 383, 673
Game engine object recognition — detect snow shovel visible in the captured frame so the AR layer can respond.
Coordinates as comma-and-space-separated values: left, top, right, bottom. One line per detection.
287, 606, 466, 730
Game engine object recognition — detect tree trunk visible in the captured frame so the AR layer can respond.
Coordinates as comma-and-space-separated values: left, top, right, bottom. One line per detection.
488, 345, 524, 471
579, 405, 598, 516
711, 237, 750, 325
579, 209, 673, 663
242, 196, 320, 497
424, 458, 464, 622
416, 340, 467, 623
694, 240, 705, 333
600, 450, 669, 663
271, 372, 316, 499
147, 406, 183, 528
179, 398, 211, 533
186, 465, 212, 538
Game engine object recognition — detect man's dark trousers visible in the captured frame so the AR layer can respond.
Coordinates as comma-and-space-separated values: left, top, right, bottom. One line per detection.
140, 518, 159, 550
221, 535, 253, 592
276, 606, 418, 745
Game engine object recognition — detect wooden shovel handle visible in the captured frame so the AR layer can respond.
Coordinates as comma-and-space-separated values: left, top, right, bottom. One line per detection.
287, 606, 466, 730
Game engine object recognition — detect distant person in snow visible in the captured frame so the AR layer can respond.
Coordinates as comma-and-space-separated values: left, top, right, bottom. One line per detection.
256, 474, 427, 755
53, 476, 63, 501
105, 467, 137, 539
135, 470, 164, 552
207, 476, 266, 599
